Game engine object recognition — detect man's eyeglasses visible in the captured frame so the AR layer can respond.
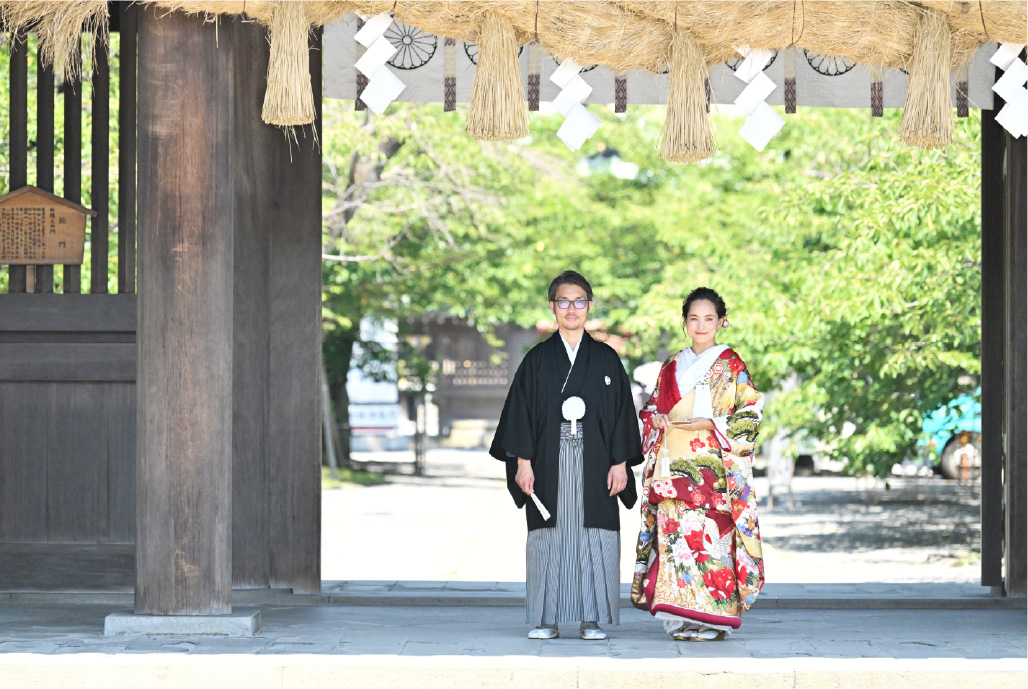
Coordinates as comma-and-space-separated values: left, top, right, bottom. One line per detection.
553, 299, 591, 310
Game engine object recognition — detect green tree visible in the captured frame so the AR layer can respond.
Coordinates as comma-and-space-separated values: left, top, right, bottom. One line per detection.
620, 108, 982, 477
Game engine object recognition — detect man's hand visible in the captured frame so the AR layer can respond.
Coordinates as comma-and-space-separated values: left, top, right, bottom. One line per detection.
607, 461, 627, 496
515, 458, 535, 495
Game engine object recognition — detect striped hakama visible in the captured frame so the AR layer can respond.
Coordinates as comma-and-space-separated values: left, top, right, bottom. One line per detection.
526, 422, 621, 626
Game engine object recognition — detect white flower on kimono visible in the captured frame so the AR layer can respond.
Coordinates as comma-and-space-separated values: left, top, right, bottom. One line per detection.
671, 538, 693, 568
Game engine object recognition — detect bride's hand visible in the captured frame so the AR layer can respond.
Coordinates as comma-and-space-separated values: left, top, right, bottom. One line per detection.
652, 414, 671, 429
675, 418, 715, 431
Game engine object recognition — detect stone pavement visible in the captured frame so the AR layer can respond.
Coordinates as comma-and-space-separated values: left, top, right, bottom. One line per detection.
0, 602, 1025, 687
326, 449, 986, 585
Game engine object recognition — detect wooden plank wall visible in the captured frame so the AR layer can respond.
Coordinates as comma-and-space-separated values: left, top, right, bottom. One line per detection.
0, 13, 138, 547
0, 296, 136, 544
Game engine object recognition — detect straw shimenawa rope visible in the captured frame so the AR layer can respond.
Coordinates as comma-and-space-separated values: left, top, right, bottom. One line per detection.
465, 12, 529, 141
900, 6, 952, 149
661, 28, 715, 163
0, 0, 108, 83
2, 1, 1026, 153
262, 0, 317, 127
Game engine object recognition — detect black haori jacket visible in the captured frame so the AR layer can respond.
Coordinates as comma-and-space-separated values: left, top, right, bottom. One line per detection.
489, 331, 644, 531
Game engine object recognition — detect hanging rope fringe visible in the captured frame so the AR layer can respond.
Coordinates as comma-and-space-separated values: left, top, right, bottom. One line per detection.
466, 13, 528, 141
899, 8, 952, 149
0, 0, 107, 84
262, 1, 316, 127
660, 28, 714, 163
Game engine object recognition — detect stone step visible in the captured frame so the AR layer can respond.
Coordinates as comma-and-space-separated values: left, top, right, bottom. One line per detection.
2, 581, 1024, 610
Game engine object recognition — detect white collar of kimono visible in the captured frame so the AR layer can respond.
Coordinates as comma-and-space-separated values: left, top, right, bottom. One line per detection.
675, 344, 729, 398
559, 331, 581, 366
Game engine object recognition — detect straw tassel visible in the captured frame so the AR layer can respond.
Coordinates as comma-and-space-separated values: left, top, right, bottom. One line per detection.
466, 13, 528, 141
899, 8, 952, 149
660, 28, 714, 163
262, 0, 316, 127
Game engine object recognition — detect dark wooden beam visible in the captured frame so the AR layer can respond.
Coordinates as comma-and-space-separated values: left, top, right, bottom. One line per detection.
0, 294, 135, 332
136, 7, 234, 615
7, 33, 28, 293
62, 39, 83, 295
90, 43, 110, 294
118, 2, 138, 295
231, 18, 273, 590
1002, 105, 1027, 598
35, 46, 56, 293
980, 105, 1005, 589
268, 28, 323, 594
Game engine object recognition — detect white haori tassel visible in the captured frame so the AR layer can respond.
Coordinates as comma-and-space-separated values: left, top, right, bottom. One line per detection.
562, 396, 585, 435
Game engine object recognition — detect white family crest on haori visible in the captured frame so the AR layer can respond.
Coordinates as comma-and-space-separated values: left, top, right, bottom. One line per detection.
354, 12, 407, 114
733, 46, 785, 152
990, 42, 1028, 139
562, 395, 586, 434
605, 375, 611, 385
551, 58, 601, 152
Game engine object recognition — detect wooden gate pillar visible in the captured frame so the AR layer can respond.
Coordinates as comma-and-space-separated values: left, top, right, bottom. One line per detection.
982, 86, 1027, 599
230, 21, 322, 594
135, 8, 234, 615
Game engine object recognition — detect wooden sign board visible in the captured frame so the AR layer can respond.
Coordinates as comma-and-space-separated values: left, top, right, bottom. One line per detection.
0, 185, 95, 265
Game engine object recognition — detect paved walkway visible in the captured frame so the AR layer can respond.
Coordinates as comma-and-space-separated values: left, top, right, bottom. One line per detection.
326, 449, 985, 584
0, 602, 1025, 687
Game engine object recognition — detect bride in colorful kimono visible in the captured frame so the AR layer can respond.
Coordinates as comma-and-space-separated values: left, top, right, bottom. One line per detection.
630, 287, 765, 641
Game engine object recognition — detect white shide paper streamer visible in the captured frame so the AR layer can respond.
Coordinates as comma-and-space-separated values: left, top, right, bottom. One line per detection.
733, 46, 785, 151
354, 12, 407, 115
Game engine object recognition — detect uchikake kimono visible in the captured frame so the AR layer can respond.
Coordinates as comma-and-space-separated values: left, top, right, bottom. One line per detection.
630, 345, 765, 634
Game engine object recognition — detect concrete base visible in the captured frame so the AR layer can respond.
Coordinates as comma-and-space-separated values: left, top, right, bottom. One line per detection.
103, 609, 261, 637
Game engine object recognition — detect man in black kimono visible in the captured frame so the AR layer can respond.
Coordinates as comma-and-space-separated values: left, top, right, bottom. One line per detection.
490, 270, 643, 640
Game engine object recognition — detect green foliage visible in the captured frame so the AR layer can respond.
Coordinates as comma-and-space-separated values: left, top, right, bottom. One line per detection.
621, 108, 982, 477
323, 102, 981, 477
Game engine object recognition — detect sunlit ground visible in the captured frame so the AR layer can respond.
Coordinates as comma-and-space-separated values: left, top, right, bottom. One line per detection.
321, 449, 982, 584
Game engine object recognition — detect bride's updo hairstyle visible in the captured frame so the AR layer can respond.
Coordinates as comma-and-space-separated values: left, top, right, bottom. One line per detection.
682, 287, 727, 320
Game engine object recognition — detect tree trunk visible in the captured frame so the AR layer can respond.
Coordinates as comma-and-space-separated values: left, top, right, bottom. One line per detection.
325, 330, 356, 468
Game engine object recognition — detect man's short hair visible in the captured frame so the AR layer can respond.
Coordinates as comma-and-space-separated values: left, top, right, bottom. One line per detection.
548, 270, 593, 302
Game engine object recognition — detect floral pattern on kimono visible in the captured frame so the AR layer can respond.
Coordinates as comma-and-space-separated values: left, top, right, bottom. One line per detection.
631, 348, 765, 627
